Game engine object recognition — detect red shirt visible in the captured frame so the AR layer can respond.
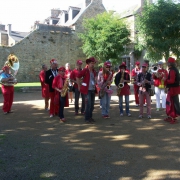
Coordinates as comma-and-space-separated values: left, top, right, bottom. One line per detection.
39, 70, 49, 98
166, 69, 180, 96
65, 69, 72, 78
153, 68, 168, 87
77, 68, 96, 95
70, 68, 82, 88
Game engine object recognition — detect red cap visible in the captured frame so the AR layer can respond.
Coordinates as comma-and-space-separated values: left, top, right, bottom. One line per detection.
119, 62, 126, 69
2, 66, 10, 71
135, 61, 140, 65
142, 63, 148, 67
167, 57, 176, 63
58, 66, 66, 71
104, 61, 112, 67
77, 60, 83, 65
50, 59, 57, 64
86, 57, 97, 64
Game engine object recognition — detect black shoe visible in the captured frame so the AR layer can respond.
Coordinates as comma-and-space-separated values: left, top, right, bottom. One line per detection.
90, 118, 95, 122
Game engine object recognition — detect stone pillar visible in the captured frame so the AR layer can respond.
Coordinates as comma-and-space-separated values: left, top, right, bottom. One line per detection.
7, 24, 11, 36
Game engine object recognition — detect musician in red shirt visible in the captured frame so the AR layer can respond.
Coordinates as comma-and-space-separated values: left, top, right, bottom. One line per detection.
70, 60, 85, 115
131, 61, 141, 106
65, 63, 73, 103
39, 64, 49, 111
76, 57, 97, 123
152, 60, 168, 111
52, 67, 69, 122
164, 57, 180, 124
97, 61, 113, 118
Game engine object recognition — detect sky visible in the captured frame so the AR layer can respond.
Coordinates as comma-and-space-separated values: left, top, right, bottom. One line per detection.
0, 0, 140, 32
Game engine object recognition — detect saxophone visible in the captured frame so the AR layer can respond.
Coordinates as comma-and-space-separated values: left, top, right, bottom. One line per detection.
117, 70, 124, 96
61, 78, 69, 97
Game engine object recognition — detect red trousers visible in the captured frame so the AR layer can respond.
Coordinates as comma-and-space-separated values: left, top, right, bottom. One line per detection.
49, 92, 59, 115
133, 84, 139, 104
1, 85, 14, 112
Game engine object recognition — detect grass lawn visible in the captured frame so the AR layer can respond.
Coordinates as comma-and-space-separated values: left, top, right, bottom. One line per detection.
0, 82, 41, 93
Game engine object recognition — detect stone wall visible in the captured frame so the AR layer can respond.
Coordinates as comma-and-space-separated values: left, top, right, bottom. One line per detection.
0, 0, 106, 82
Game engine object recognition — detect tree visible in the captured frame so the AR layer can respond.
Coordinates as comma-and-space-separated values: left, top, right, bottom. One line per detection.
78, 12, 131, 63
136, 0, 180, 61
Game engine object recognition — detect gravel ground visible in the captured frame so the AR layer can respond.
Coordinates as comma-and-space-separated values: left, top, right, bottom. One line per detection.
0, 88, 180, 180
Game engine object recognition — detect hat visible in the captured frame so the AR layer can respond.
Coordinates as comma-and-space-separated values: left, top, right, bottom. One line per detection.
2, 66, 10, 71
119, 62, 126, 69
104, 61, 112, 67
86, 57, 96, 64
135, 61, 140, 65
167, 57, 176, 63
50, 59, 57, 64
142, 63, 148, 67
58, 66, 66, 71
158, 60, 164, 65
77, 60, 83, 65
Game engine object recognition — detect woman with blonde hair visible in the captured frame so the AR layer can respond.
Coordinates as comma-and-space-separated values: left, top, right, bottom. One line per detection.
97, 61, 113, 118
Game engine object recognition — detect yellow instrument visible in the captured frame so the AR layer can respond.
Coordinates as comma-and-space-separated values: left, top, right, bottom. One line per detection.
61, 78, 69, 97
117, 70, 124, 96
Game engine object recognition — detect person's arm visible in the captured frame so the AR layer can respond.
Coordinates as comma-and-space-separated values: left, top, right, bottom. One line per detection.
166, 70, 176, 84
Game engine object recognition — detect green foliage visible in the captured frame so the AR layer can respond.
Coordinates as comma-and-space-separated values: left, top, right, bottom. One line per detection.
78, 12, 131, 63
136, 0, 180, 61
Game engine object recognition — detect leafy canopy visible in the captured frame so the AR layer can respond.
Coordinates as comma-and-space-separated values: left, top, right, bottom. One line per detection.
78, 12, 131, 63
136, 0, 180, 61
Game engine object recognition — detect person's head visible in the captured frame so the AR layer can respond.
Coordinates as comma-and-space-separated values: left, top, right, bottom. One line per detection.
65, 63, 70, 70
76, 60, 83, 69
158, 60, 164, 69
103, 61, 112, 73
50, 59, 58, 70
58, 66, 66, 76
141, 63, 148, 73
119, 62, 126, 72
42, 64, 47, 71
86, 57, 96, 69
167, 57, 176, 68
2, 66, 10, 73
135, 61, 140, 68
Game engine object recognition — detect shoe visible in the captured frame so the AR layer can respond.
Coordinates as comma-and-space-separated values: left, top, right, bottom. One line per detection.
102, 115, 107, 118
75, 112, 78, 115
139, 115, 143, 119
100, 106, 102, 109
106, 115, 110, 119
143, 104, 147, 107
170, 119, 177, 124
156, 108, 160, 111
164, 117, 172, 122
120, 113, 123, 116
127, 113, 131, 117
90, 118, 95, 122
60, 118, 66, 122
8, 111, 13, 113
45, 108, 49, 111
135, 104, 139, 107
147, 115, 151, 119
81, 112, 85, 115
4, 112, 8, 115
50, 114, 53, 118
85, 120, 92, 123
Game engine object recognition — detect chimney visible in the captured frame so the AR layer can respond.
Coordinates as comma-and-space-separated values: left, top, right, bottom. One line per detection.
7, 24, 11, 35
84, 0, 91, 8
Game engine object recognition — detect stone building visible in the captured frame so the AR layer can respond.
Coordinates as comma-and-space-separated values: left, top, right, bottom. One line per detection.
0, 0, 106, 82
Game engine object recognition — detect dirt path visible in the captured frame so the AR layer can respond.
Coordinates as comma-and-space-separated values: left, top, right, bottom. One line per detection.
0, 90, 180, 180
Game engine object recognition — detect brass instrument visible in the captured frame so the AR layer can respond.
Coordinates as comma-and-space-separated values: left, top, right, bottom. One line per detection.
117, 70, 124, 96
0, 54, 19, 86
0, 74, 17, 86
99, 71, 112, 98
61, 78, 69, 97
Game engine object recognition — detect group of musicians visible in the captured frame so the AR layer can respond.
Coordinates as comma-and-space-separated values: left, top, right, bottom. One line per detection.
1, 56, 180, 124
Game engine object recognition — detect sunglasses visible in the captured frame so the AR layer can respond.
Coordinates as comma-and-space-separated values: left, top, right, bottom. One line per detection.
142, 66, 147, 68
